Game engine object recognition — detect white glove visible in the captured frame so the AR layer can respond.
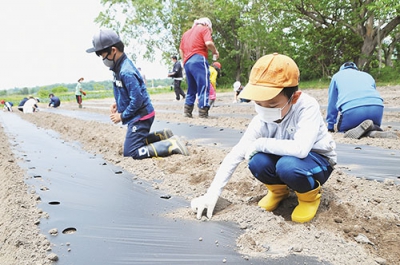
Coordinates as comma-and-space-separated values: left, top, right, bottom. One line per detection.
191, 193, 219, 219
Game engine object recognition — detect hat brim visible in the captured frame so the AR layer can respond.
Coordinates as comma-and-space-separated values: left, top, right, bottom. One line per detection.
86, 47, 96, 53
239, 83, 283, 101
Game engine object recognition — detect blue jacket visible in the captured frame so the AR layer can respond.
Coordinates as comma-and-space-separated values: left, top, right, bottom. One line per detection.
111, 53, 154, 125
326, 67, 383, 130
49, 96, 60, 107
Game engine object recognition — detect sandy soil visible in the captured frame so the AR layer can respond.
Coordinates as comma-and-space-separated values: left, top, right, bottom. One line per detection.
1, 86, 399, 264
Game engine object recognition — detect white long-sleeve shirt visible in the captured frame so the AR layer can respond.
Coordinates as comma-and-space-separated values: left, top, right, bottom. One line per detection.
207, 92, 337, 196
23, 98, 38, 113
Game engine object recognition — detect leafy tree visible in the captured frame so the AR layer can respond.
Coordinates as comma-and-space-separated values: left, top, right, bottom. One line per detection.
284, 0, 400, 70
37, 89, 50, 99
51, 86, 69, 94
20, 87, 29, 95
95, 0, 400, 83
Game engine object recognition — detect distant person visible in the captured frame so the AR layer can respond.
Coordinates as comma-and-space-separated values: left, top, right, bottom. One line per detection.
191, 53, 336, 223
208, 61, 221, 107
179, 17, 219, 118
86, 28, 189, 159
233, 81, 250, 103
48, 93, 61, 108
1, 100, 13, 112
138, 67, 147, 86
168, 55, 185, 101
208, 65, 217, 108
326, 62, 397, 139
17, 97, 29, 112
75, 77, 86, 108
23, 96, 40, 113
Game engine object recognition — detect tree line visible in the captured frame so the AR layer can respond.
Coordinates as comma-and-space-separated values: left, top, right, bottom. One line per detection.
0, 78, 178, 97
96, 0, 400, 86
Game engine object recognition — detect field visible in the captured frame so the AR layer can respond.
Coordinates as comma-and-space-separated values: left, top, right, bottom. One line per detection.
0, 86, 399, 264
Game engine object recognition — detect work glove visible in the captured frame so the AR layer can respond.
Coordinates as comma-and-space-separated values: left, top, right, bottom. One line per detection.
245, 147, 258, 160
191, 192, 219, 220
245, 138, 265, 160
328, 128, 335, 133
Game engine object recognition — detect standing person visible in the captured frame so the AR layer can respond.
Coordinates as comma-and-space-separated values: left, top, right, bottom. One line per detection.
179, 17, 219, 118
86, 28, 189, 159
191, 53, 336, 223
233, 81, 250, 103
75, 77, 86, 108
48, 93, 61, 108
1, 100, 13, 112
326, 62, 396, 139
168, 55, 186, 101
209, 61, 221, 107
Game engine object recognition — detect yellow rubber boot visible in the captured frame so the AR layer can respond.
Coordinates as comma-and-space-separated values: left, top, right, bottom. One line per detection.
291, 181, 321, 223
258, 184, 289, 211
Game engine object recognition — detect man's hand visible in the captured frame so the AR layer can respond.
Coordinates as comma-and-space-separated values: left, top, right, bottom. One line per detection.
110, 103, 117, 114
110, 113, 122, 124
191, 193, 219, 220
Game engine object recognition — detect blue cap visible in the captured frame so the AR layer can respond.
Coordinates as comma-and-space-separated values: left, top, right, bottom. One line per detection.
340, 62, 358, 71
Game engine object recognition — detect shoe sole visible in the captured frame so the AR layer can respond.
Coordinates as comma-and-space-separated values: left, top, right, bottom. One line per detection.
170, 136, 189, 156
368, 131, 398, 139
344, 120, 374, 139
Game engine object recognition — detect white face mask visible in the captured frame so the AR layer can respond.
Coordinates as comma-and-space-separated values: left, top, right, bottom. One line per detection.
254, 97, 291, 123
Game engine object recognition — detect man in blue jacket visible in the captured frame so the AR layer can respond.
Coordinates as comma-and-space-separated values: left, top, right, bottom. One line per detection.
326, 62, 397, 139
86, 28, 189, 159
48, 94, 61, 108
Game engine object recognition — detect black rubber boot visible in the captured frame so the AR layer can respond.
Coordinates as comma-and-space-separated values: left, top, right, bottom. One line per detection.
147, 136, 189, 157
145, 129, 174, 144
198, 107, 209, 118
184, 104, 194, 118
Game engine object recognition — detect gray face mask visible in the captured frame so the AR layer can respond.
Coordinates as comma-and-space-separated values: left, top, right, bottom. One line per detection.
103, 52, 115, 68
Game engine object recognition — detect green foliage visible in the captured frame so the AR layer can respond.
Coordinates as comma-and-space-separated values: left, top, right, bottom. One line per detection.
96, 0, 400, 84
37, 89, 50, 99
369, 64, 400, 84
52, 86, 69, 94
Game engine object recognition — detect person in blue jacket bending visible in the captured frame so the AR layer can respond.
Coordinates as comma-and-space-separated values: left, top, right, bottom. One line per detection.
326, 62, 397, 139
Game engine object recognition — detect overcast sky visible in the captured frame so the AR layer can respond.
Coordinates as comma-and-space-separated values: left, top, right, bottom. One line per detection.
0, 0, 168, 90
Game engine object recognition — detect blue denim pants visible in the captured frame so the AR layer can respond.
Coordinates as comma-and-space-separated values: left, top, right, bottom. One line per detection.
338, 105, 383, 132
248, 152, 333, 193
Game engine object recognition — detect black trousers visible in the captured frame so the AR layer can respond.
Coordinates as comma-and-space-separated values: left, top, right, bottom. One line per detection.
173, 79, 186, 100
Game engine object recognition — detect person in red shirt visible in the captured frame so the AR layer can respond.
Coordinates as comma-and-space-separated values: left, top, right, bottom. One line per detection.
179, 17, 219, 118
